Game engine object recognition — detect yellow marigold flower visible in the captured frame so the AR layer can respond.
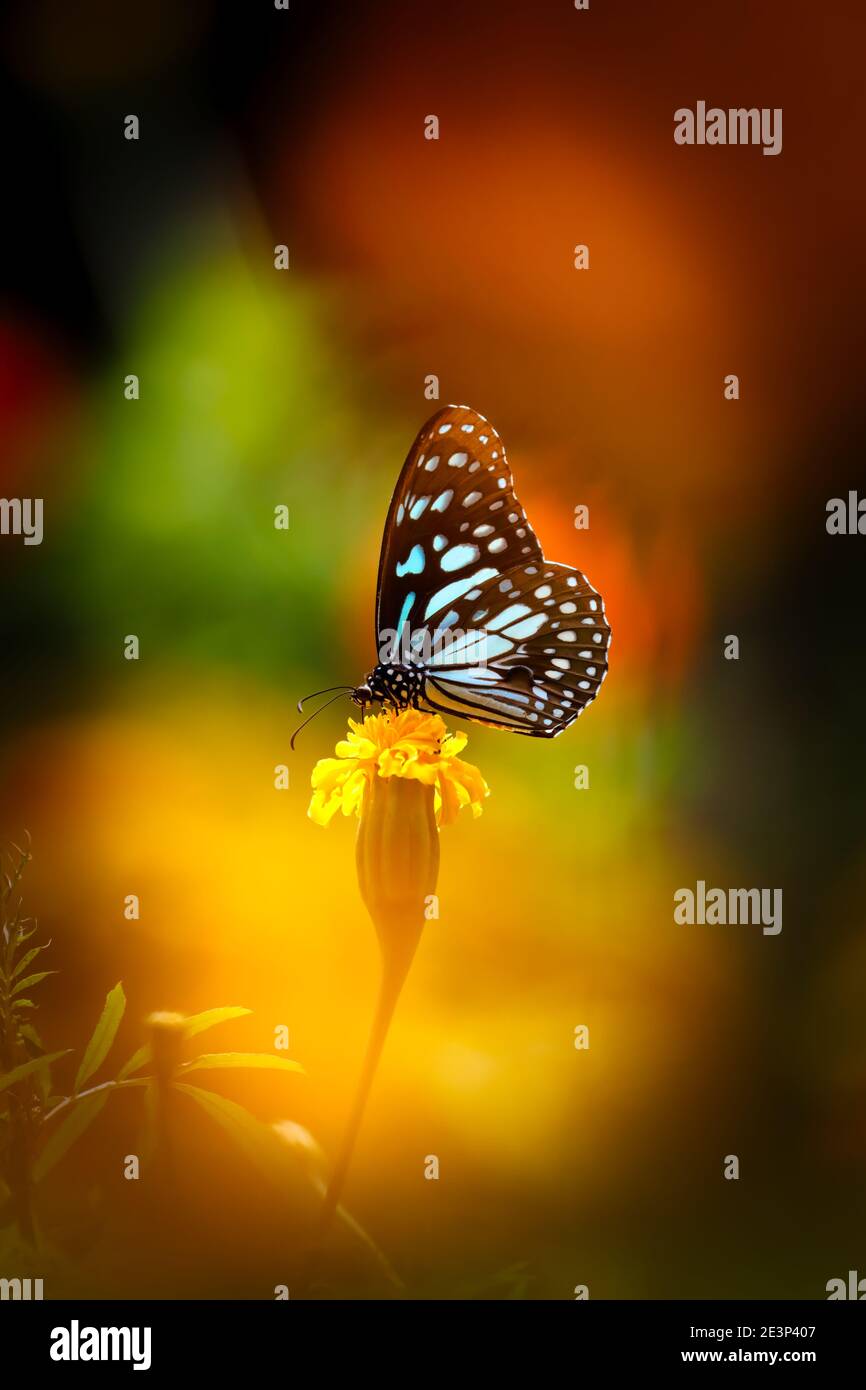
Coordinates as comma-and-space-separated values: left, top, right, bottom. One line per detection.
307, 709, 488, 829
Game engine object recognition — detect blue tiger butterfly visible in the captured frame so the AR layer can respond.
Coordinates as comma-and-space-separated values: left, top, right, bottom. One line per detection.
293, 404, 610, 743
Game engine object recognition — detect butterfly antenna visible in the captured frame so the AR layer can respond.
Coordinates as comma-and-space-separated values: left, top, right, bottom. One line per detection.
296, 684, 355, 713
290, 690, 353, 751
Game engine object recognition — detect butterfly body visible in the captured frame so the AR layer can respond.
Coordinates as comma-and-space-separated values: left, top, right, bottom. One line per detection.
350, 404, 611, 739
352, 662, 426, 712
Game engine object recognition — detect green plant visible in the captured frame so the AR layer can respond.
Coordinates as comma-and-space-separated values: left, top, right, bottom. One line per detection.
0, 839, 304, 1252
1, 839, 403, 1296
0, 836, 60, 1242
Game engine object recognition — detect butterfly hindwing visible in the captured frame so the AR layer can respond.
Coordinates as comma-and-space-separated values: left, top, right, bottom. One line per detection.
375, 404, 543, 660
420, 560, 610, 737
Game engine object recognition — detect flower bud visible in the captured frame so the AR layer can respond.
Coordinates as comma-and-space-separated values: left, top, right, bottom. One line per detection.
355, 774, 440, 978
145, 1010, 187, 1084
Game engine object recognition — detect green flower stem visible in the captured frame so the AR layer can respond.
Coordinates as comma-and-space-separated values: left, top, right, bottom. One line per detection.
42, 1076, 149, 1123
302, 952, 414, 1292
318, 957, 409, 1235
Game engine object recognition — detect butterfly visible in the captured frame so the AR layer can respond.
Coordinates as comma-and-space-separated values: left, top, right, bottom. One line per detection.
293, 404, 610, 744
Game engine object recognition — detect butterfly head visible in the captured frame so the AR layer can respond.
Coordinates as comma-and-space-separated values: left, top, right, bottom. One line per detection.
352, 663, 425, 712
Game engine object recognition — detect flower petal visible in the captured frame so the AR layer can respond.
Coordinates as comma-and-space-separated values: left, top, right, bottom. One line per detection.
307, 707, 487, 825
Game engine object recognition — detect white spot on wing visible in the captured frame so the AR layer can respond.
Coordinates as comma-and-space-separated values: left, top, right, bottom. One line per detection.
441, 543, 480, 572
503, 613, 547, 639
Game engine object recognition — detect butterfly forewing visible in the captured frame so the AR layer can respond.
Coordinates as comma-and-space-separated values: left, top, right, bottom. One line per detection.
375, 404, 543, 661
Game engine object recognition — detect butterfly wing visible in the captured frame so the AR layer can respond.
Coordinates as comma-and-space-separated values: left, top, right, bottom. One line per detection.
375, 404, 543, 658
420, 560, 610, 737
374, 403, 610, 737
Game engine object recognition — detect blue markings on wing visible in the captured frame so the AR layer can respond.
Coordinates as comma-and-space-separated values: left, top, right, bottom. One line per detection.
427, 632, 513, 667
503, 612, 548, 639
430, 666, 502, 683
424, 567, 498, 620
396, 590, 416, 637
438, 609, 461, 630
485, 603, 530, 631
396, 543, 426, 577
440, 543, 480, 572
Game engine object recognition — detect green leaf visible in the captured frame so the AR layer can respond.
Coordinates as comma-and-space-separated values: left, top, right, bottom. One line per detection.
17, 1024, 53, 1103
181, 1007, 251, 1039
18, 1017, 50, 1100
117, 1044, 151, 1081
75, 982, 126, 1092
0, 1051, 71, 1095
11, 944, 49, 979
17, 1023, 45, 1051
174, 1083, 288, 1184
35, 1062, 52, 1107
33, 1091, 110, 1183
181, 1052, 304, 1076
12, 971, 56, 995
